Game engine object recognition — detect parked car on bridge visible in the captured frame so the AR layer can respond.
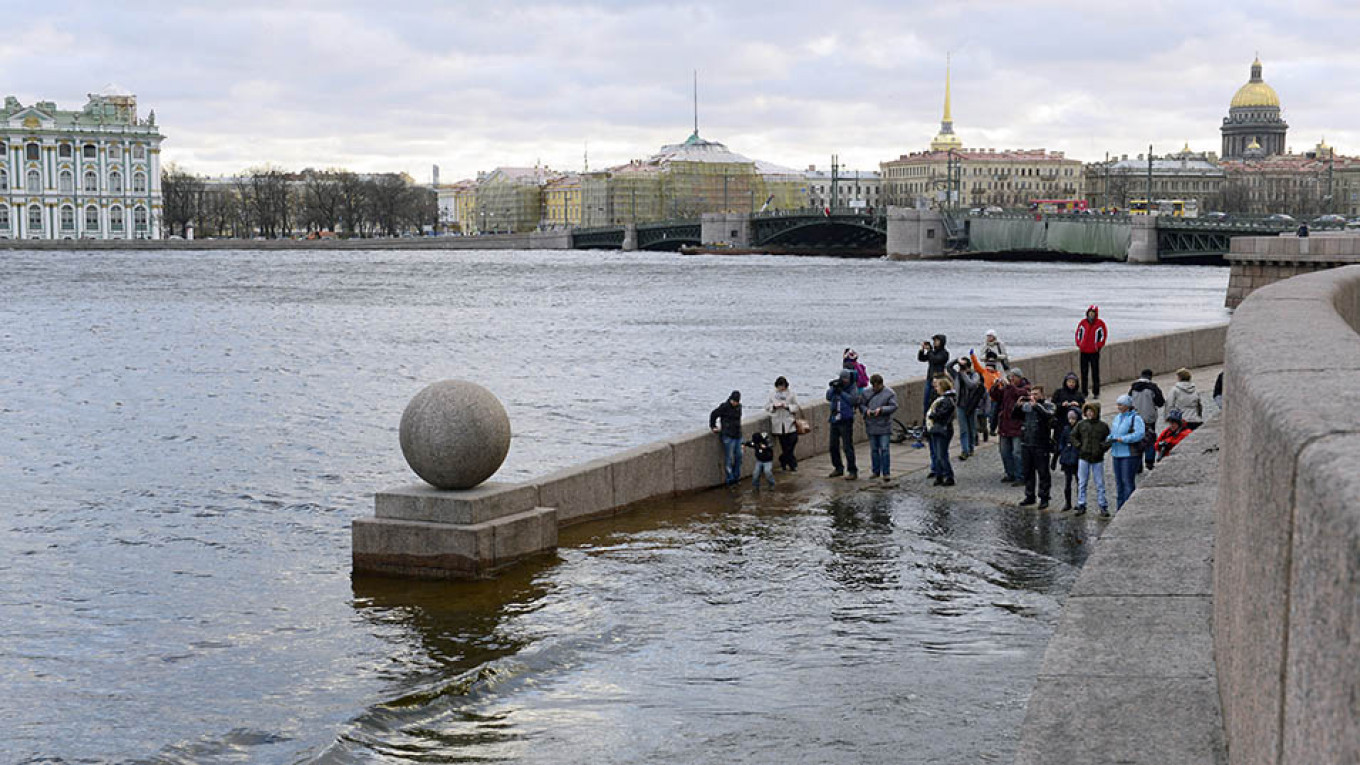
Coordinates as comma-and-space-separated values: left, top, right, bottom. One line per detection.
1264, 213, 1298, 225
1311, 214, 1347, 227
1203, 211, 1230, 221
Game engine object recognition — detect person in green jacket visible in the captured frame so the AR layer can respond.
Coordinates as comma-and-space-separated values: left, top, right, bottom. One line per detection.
1070, 401, 1112, 516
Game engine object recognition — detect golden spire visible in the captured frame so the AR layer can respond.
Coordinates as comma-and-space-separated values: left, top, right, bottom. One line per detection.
943, 52, 952, 123
930, 53, 963, 152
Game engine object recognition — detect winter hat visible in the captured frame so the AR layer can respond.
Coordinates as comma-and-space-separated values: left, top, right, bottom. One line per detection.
1166, 409, 1184, 422
1068, 408, 1080, 421
839, 368, 855, 380
729, 390, 741, 403
1008, 367, 1024, 379
1141, 368, 1154, 379
843, 348, 859, 361
1064, 372, 1079, 383
985, 329, 998, 339
1116, 394, 1134, 407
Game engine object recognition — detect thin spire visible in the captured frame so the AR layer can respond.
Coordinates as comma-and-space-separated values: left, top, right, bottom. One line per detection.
943, 52, 952, 123
693, 69, 699, 138
584, 141, 589, 173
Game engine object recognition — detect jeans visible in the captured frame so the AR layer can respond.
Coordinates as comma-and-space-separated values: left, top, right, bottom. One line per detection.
1142, 420, 1158, 468
929, 431, 953, 479
1080, 352, 1101, 396
1113, 455, 1139, 509
1021, 445, 1051, 502
752, 460, 774, 487
869, 433, 891, 476
829, 420, 857, 475
999, 435, 1022, 481
777, 432, 799, 470
1077, 459, 1108, 509
721, 435, 742, 485
957, 407, 978, 455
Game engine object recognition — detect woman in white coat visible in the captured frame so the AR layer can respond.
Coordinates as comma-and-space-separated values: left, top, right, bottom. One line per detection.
766, 376, 803, 471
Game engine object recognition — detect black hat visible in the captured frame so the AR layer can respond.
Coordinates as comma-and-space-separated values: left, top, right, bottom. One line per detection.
729, 390, 741, 402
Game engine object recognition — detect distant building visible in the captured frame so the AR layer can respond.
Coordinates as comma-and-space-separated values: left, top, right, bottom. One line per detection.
542, 173, 582, 228
1221, 58, 1288, 160
881, 147, 1083, 209
1218, 140, 1360, 216
579, 131, 805, 228
435, 179, 477, 233
879, 66, 1083, 208
0, 85, 164, 239
803, 166, 881, 210
1083, 146, 1226, 211
474, 166, 555, 234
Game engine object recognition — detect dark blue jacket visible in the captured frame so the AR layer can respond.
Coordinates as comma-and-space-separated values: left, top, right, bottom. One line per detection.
826, 383, 862, 424
1054, 422, 1080, 468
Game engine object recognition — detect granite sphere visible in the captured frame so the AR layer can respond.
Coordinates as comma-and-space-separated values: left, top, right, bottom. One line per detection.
399, 380, 511, 489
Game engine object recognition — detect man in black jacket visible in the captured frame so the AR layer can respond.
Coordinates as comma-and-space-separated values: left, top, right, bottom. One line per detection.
918, 334, 949, 416
1015, 385, 1055, 508
709, 391, 743, 486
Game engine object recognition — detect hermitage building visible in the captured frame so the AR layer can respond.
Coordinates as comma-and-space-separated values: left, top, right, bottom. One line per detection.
0, 85, 163, 239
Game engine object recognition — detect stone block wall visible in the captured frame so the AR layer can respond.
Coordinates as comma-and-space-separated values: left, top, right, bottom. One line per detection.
1225, 234, 1360, 308
1216, 264, 1360, 765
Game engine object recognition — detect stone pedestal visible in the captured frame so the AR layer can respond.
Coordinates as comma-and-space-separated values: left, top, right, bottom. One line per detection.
1126, 215, 1158, 264
885, 206, 945, 259
621, 224, 638, 251
700, 213, 750, 247
354, 482, 558, 578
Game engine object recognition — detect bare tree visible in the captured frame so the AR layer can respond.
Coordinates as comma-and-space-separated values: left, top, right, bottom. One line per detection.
161, 163, 205, 237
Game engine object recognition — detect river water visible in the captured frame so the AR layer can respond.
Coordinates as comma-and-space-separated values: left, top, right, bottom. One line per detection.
0, 249, 1229, 763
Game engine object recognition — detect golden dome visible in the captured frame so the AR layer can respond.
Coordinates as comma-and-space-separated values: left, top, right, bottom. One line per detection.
1230, 57, 1280, 108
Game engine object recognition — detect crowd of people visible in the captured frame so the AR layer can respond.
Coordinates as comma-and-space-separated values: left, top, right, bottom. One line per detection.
709, 307, 1214, 516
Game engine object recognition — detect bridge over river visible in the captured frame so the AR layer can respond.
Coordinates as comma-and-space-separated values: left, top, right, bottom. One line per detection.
565, 208, 1304, 264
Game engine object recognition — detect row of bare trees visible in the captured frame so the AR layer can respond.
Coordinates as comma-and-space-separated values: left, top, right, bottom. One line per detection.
161, 165, 437, 239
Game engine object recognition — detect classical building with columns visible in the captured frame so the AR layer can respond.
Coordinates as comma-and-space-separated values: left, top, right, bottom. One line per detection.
0, 86, 163, 239
1221, 58, 1287, 160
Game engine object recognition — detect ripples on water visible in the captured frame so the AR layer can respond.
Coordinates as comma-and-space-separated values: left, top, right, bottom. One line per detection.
0, 249, 1227, 763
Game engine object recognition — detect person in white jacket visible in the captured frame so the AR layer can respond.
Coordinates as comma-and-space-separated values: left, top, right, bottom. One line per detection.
982, 329, 1011, 370
1166, 368, 1204, 429
765, 376, 803, 471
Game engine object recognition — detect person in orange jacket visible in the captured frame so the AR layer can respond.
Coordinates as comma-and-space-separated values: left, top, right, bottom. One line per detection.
1155, 410, 1194, 460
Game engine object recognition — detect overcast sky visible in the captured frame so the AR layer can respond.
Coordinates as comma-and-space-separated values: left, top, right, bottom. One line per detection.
4, 1, 1358, 182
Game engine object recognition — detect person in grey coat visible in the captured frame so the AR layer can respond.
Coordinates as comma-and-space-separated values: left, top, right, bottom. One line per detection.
1128, 369, 1165, 471
864, 373, 898, 480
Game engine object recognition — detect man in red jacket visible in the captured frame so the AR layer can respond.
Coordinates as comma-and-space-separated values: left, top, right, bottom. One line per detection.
1075, 305, 1108, 397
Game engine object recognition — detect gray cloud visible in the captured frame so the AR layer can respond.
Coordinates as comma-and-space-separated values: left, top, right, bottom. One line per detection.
1, 0, 1356, 180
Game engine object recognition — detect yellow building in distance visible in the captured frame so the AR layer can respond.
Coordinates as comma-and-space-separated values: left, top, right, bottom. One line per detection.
881, 63, 1084, 208
543, 172, 581, 228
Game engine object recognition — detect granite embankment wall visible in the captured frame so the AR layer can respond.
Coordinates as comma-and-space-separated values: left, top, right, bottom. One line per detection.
1225, 233, 1360, 308
1016, 420, 1227, 764
524, 322, 1230, 527
354, 322, 1229, 578
1214, 264, 1360, 765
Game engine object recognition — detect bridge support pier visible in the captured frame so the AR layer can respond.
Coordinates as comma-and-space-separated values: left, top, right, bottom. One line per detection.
701, 213, 751, 248
885, 207, 945, 260
1127, 216, 1158, 264
621, 224, 637, 251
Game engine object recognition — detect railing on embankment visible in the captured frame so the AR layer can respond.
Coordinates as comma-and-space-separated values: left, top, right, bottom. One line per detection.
1215, 264, 1360, 765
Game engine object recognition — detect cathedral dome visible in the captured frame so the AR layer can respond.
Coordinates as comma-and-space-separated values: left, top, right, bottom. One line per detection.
1230, 58, 1280, 109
